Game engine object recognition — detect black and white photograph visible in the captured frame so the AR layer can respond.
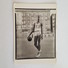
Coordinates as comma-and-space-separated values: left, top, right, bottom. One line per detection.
14, 3, 56, 60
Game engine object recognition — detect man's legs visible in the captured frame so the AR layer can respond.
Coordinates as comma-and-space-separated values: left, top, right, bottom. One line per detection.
38, 35, 40, 51
34, 36, 38, 50
36, 35, 41, 57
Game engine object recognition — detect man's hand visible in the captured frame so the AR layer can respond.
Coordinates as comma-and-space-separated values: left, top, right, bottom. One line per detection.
28, 33, 33, 39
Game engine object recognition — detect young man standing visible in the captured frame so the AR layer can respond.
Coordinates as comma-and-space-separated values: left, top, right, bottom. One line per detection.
28, 16, 43, 57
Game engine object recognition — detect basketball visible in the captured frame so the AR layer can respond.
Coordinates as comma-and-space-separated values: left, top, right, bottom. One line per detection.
27, 36, 32, 41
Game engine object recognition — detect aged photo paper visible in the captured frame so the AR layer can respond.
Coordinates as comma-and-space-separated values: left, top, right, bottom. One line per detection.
13, 3, 56, 63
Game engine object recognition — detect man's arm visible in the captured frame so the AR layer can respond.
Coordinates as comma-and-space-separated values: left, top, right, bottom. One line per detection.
28, 23, 35, 37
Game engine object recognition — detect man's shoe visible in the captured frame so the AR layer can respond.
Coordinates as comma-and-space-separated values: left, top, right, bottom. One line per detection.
39, 50, 41, 52
36, 52, 40, 57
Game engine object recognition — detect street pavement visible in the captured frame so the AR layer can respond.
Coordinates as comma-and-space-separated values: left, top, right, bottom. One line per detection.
16, 32, 56, 59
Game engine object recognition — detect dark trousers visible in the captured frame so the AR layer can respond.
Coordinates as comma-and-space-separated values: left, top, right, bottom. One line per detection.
34, 35, 40, 51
